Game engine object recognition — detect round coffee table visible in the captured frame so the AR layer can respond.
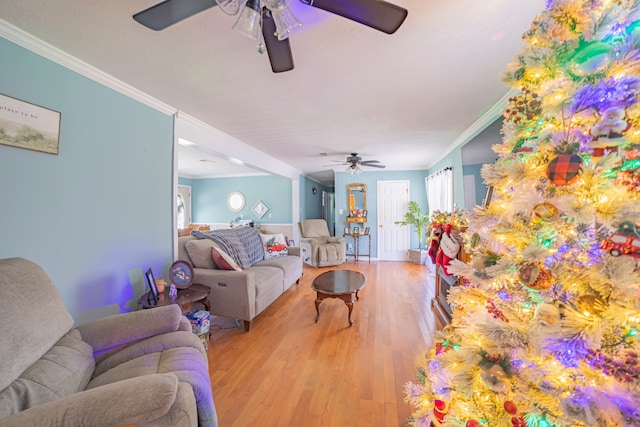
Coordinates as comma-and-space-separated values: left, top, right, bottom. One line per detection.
311, 270, 366, 326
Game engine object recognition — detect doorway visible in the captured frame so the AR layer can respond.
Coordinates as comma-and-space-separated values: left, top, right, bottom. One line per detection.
377, 180, 410, 261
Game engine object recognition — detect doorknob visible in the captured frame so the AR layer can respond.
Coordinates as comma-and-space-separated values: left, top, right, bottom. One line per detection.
379, 224, 383, 227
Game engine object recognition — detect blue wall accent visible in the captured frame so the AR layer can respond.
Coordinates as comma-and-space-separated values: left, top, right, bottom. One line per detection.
188, 175, 292, 224
178, 177, 193, 186
463, 163, 489, 206
334, 170, 429, 257
0, 38, 174, 322
300, 175, 330, 221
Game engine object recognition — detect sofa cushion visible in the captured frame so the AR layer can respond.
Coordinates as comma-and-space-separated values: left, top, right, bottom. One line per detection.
211, 247, 242, 271
0, 329, 95, 418
260, 233, 288, 259
185, 239, 218, 269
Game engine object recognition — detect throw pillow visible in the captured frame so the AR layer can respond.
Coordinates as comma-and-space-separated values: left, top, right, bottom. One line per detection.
211, 246, 242, 271
260, 233, 288, 259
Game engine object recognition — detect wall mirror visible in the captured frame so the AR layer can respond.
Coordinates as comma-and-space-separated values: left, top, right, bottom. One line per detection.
347, 183, 367, 222
227, 191, 245, 212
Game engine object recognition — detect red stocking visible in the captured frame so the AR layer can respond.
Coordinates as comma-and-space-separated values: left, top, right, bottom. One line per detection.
428, 224, 443, 264
436, 224, 460, 276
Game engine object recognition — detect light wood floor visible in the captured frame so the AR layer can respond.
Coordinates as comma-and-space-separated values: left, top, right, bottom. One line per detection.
207, 260, 439, 427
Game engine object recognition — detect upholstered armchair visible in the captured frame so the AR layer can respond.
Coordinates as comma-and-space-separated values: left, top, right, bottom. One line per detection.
0, 257, 217, 427
298, 219, 346, 267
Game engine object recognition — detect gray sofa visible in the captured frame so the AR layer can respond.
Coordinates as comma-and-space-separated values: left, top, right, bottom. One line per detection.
177, 227, 303, 331
0, 257, 217, 427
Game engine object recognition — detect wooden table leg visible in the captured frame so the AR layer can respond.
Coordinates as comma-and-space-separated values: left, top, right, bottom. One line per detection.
314, 292, 325, 322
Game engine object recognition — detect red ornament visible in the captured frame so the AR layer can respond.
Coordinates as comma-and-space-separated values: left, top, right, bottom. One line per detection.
466, 420, 481, 427
546, 153, 583, 186
430, 399, 449, 426
503, 400, 518, 415
435, 342, 452, 355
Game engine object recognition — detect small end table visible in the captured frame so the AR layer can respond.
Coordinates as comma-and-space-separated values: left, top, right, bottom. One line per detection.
138, 283, 211, 352
344, 233, 371, 263
138, 283, 211, 313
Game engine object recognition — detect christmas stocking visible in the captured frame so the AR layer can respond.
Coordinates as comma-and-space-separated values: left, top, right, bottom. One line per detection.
428, 224, 443, 264
436, 224, 460, 276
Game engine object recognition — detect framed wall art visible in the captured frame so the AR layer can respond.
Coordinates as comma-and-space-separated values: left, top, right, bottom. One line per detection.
253, 200, 269, 218
0, 93, 61, 155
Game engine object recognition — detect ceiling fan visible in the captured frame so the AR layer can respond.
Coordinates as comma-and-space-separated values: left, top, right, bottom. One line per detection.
132, 0, 408, 73
330, 153, 386, 174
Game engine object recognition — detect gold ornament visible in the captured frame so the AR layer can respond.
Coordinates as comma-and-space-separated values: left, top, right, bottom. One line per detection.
519, 264, 553, 290
575, 295, 606, 316
531, 202, 558, 225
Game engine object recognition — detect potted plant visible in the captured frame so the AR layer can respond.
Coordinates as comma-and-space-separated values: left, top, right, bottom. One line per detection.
395, 201, 430, 264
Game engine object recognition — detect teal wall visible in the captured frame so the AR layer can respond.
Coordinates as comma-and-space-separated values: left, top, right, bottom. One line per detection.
189, 175, 292, 224
300, 175, 330, 220
0, 38, 174, 322
334, 170, 429, 257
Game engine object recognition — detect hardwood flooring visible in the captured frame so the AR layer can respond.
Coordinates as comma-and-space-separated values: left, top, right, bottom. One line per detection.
207, 260, 439, 427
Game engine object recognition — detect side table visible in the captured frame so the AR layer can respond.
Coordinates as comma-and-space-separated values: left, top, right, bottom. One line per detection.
138, 283, 211, 351
344, 233, 371, 263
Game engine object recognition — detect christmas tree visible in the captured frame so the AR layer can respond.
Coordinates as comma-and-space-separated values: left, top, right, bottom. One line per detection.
405, 1, 640, 426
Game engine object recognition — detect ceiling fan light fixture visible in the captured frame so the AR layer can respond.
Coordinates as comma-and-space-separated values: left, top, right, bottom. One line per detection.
232, 0, 262, 41
263, 0, 302, 41
347, 164, 362, 175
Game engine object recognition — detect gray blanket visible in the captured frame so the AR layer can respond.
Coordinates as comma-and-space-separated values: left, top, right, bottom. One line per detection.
193, 228, 264, 268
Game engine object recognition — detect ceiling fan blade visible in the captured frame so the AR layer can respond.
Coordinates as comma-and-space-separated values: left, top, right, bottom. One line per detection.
299, 0, 408, 34
360, 160, 381, 164
262, 8, 295, 73
133, 0, 217, 31
364, 163, 386, 168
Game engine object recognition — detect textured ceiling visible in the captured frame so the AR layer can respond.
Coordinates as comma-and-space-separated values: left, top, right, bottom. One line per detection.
0, 0, 546, 184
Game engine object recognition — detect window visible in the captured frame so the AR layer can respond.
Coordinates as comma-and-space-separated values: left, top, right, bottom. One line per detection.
177, 194, 186, 229
426, 167, 454, 213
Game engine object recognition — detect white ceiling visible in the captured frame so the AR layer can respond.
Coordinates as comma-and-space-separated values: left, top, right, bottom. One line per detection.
0, 0, 545, 184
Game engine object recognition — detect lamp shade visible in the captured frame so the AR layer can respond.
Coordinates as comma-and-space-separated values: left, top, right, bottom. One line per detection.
233, 0, 262, 41
263, 0, 302, 40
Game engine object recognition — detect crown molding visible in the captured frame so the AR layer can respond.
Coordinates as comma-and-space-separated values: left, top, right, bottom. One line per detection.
433, 88, 516, 167
0, 19, 176, 116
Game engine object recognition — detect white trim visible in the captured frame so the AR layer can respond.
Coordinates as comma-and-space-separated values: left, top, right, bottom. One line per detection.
175, 112, 302, 181
0, 19, 176, 116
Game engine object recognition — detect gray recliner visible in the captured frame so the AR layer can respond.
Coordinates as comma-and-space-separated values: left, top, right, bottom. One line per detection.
298, 219, 346, 267
0, 257, 218, 427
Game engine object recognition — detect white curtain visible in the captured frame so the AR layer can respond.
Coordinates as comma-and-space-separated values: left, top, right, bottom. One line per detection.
426, 167, 453, 213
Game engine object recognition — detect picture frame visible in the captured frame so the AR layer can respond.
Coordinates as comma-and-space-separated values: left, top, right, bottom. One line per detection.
145, 268, 159, 304
482, 186, 494, 208
353, 227, 360, 235
363, 210, 368, 217
344, 227, 350, 235
364, 227, 370, 235
253, 200, 269, 218
0, 93, 61, 155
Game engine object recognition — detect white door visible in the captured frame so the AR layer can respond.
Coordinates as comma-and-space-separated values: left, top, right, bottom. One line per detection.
377, 180, 410, 261
177, 185, 191, 229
